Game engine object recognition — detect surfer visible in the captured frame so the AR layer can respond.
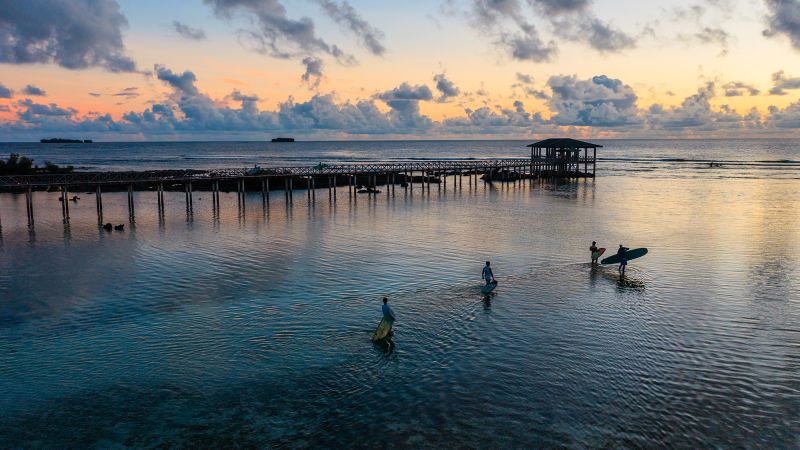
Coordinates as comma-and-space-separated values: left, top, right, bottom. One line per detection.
617, 245, 629, 276
590, 241, 599, 265
482, 261, 495, 286
382, 297, 395, 320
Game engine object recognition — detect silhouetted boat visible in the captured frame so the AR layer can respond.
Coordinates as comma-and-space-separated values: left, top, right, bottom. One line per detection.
40, 138, 93, 143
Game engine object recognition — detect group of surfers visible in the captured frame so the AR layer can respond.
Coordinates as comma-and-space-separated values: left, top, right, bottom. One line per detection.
590, 241, 631, 275
377, 243, 632, 339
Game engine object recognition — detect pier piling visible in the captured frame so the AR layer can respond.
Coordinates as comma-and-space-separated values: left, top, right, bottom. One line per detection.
96, 185, 103, 224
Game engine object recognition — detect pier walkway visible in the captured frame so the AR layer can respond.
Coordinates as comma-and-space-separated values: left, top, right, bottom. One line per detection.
0, 157, 596, 227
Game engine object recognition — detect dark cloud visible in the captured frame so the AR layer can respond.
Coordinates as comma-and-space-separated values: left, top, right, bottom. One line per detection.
301, 57, 324, 89
313, 0, 386, 56
205, 0, 355, 64
112, 87, 140, 98
546, 74, 640, 127
550, 15, 635, 52
377, 83, 434, 102
155, 65, 199, 96
500, 22, 558, 62
0, 0, 136, 72
516, 73, 534, 84
376, 83, 434, 129
433, 73, 460, 102
16, 99, 76, 123
172, 21, 207, 40
722, 81, 759, 97
763, 0, 800, 50
582, 18, 636, 51
525, 88, 550, 99
769, 70, 800, 95
22, 85, 46, 96
0, 83, 12, 99
464, 0, 632, 61
89, 92, 102, 97
529, 0, 590, 15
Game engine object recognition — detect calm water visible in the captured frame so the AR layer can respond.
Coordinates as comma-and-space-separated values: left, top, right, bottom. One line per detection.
1, 140, 799, 447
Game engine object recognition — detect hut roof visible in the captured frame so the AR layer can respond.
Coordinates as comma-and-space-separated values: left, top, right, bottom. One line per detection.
526, 138, 602, 148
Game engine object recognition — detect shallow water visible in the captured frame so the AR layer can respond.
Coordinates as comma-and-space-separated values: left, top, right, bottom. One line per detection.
1, 145, 800, 447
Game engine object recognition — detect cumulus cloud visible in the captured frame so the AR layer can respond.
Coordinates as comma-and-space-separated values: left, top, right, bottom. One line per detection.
205, 0, 355, 64
0, 68, 787, 138
769, 70, 800, 95
723, 81, 759, 97
644, 82, 752, 131
433, 73, 460, 102
546, 74, 640, 127
0, 83, 12, 99
313, 0, 386, 56
766, 100, 800, 128
172, 21, 207, 40
763, 0, 800, 50
444, 100, 545, 134
155, 65, 200, 96
22, 85, 47, 96
0, 0, 137, 72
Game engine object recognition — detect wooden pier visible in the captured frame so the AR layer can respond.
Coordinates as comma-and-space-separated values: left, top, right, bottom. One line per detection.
0, 139, 599, 228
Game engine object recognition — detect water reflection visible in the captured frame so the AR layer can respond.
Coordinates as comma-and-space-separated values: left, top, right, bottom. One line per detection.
0, 175, 798, 447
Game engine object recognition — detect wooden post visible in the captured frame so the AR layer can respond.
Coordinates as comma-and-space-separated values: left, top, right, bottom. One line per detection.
593, 147, 597, 177
96, 184, 103, 224
62, 185, 69, 221
26, 185, 34, 226
333, 175, 337, 200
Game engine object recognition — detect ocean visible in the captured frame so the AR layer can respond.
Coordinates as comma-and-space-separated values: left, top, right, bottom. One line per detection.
0, 139, 798, 447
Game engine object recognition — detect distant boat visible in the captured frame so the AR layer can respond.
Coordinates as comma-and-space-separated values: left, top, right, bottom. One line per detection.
40, 138, 93, 144
271, 137, 295, 143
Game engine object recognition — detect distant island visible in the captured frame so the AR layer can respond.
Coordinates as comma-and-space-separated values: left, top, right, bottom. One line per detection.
40, 138, 93, 144
271, 137, 295, 142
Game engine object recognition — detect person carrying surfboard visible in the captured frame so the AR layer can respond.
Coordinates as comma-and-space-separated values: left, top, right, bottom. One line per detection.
482, 261, 495, 286
617, 245, 629, 276
590, 241, 599, 264
382, 297, 395, 320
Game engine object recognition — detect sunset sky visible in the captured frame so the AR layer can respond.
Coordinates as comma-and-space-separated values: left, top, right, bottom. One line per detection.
3, 0, 800, 140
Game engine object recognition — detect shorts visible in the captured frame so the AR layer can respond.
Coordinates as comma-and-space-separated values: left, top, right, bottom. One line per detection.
620, 258, 628, 266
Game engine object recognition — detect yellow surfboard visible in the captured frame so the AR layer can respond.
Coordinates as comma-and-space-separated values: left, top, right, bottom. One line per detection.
372, 316, 394, 342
